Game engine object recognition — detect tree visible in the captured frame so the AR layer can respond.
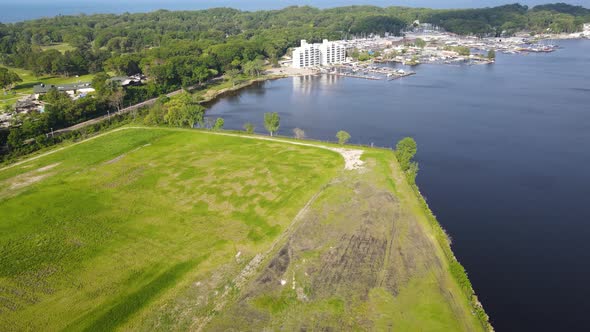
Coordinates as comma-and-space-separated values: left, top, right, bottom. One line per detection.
293, 128, 305, 139
395, 137, 418, 172
336, 130, 351, 145
263, 112, 280, 136
164, 92, 203, 128
243, 122, 255, 134
109, 88, 125, 112
91, 72, 111, 97
225, 68, 241, 86
213, 117, 224, 131
414, 38, 427, 48
243, 59, 265, 77
186, 104, 205, 128
192, 66, 211, 85
487, 49, 496, 60
0, 68, 22, 92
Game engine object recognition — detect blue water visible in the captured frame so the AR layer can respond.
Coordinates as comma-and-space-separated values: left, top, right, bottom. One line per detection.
205, 39, 590, 331
1, 0, 588, 23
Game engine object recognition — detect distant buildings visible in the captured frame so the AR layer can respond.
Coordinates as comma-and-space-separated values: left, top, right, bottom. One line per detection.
108, 74, 146, 87
292, 39, 346, 68
33, 82, 94, 99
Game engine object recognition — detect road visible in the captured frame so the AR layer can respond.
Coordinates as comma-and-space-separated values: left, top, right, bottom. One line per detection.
53, 88, 186, 135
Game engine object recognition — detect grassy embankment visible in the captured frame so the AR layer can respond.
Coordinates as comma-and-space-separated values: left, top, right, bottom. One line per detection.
0, 65, 94, 109
0, 126, 490, 331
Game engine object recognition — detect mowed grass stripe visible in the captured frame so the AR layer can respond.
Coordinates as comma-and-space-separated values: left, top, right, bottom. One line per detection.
0, 127, 341, 330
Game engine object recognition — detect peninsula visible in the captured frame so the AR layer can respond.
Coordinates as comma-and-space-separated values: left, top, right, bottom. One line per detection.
0, 2, 589, 330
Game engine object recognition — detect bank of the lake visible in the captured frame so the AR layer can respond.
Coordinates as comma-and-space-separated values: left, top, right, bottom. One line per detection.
204, 39, 590, 332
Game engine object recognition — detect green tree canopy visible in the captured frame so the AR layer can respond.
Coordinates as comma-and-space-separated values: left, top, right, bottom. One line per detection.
0, 67, 22, 91
395, 137, 417, 172
213, 117, 224, 131
243, 122, 255, 134
263, 112, 280, 136
336, 130, 351, 145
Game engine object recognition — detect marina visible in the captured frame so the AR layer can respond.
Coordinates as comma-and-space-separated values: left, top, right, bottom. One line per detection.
322, 64, 416, 81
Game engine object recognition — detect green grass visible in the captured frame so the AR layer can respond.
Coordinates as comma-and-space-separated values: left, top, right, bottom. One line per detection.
0, 127, 342, 330
39, 43, 75, 54
205, 144, 488, 331
1, 65, 95, 109
0, 126, 489, 331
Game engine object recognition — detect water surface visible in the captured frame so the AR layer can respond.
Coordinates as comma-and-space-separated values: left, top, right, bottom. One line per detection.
205, 39, 590, 331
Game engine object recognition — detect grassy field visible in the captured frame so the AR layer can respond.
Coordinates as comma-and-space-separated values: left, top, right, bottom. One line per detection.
204, 144, 487, 331
1, 65, 95, 109
39, 43, 75, 54
0, 127, 341, 330
0, 126, 488, 331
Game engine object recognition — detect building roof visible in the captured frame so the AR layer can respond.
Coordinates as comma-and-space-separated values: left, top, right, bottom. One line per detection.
33, 82, 92, 94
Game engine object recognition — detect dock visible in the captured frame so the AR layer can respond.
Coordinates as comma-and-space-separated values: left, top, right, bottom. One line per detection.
325, 65, 416, 81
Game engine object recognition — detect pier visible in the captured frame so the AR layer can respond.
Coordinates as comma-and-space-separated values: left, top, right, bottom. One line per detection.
325, 65, 416, 81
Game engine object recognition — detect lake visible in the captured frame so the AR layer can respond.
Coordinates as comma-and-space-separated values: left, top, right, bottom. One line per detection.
205, 39, 590, 331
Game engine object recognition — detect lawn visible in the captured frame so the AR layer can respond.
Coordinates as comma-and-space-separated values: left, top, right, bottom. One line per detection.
0, 127, 342, 330
1, 65, 95, 109
0, 126, 488, 331
40, 43, 75, 54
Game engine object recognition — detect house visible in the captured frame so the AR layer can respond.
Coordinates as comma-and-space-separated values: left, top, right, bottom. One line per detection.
33, 82, 94, 99
14, 96, 43, 114
108, 74, 146, 87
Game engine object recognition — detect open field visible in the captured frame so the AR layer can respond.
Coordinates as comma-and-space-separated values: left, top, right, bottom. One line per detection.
39, 43, 75, 54
1, 65, 94, 109
0, 127, 341, 330
204, 144, 486, 331
0, 127, 487, 331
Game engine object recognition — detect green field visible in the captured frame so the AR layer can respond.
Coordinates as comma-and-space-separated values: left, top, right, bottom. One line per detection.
1, 65, 95, 109
39, 43, 75, 54
0, 127, 487, 331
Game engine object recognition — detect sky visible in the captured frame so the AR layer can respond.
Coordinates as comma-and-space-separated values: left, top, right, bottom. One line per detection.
1, 0, 589, 23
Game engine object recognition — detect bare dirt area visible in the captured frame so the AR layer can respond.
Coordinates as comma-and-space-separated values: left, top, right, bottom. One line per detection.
1, 162, 60, 196
201, 152, 474, 331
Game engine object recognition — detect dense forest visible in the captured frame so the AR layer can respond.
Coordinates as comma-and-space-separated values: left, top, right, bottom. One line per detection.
1, 3, 588, 77
0, 3, 588, 160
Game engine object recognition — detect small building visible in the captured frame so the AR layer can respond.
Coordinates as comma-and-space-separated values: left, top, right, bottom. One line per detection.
0, 112, 12, 128
108, 74, 146, 87
14, 97, 43, 114
33, 82, 94, 99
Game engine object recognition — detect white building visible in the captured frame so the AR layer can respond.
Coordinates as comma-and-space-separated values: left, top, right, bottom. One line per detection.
292, 39, 346, 68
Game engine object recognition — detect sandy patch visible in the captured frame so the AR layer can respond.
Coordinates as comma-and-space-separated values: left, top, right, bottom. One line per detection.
36, 163, 60, 172
10, 174, 50, 190
331, 148, 365, 170
105, 155, 125, 165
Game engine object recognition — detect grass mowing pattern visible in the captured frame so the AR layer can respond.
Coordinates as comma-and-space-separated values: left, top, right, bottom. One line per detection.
0, 127, 341, 330
79, 258, 204, 332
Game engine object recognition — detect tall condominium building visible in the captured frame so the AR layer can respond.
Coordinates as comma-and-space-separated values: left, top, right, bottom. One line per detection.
292, 39, 346, 68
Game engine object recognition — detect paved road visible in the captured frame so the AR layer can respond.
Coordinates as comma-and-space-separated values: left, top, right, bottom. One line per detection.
54, 88, 185, 135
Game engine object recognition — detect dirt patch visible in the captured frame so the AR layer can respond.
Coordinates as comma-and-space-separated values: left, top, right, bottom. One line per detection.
36, 163, 60, 172
331, 148, 365, 170
105, 155, 126, 165
9, 175, 49, 190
